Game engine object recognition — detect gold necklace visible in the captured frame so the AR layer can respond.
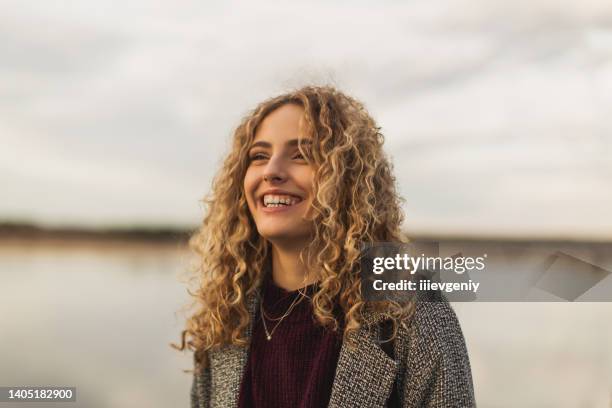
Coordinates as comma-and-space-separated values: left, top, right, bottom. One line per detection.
261, 292, 308, 321
260, 287, 311, 340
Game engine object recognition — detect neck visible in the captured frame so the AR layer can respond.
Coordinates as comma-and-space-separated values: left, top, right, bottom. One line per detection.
270, 243, 318, 291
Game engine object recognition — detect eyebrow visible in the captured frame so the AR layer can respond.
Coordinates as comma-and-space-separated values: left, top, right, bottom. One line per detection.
249, 138, 313, 150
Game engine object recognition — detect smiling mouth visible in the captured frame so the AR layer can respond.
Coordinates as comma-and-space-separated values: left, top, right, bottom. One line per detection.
261, 194, 303, 208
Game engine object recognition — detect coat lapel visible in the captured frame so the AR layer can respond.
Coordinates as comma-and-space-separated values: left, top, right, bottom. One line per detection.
208, 286, 397, 408
328, 311, 398, 408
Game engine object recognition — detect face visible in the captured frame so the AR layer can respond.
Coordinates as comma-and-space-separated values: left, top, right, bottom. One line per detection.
243, 103, 315, 247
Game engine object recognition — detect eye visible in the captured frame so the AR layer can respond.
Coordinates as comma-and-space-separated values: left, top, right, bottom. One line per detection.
249, 152, 268, 161
293, 148, 312, 161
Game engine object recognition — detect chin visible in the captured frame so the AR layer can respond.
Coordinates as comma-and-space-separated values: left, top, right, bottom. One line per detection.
258, 229, 293, 242
257, 227, 310, 247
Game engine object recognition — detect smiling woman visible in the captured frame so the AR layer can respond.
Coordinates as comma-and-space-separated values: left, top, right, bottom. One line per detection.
174, 86, 475, 408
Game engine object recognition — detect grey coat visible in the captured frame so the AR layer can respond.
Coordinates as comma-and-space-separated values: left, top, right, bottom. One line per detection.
190, 288, 475, 408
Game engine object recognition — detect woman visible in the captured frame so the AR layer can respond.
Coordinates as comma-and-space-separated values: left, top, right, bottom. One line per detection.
175, 86, 475, 407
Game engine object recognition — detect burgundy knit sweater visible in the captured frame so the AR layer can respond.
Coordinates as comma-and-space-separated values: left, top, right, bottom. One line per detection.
237, 273, 344, 408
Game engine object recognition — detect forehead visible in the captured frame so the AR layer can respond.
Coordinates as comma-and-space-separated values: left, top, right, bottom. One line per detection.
253, 103, 306, 143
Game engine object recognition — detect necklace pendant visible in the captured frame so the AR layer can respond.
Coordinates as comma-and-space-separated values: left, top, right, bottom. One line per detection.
266, 335, 272, 340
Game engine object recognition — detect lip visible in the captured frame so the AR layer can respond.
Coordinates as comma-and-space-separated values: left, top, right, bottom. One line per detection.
259, 188, 303, 199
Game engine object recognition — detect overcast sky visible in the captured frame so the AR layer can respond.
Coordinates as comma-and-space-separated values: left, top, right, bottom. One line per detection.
1, 0, 611, 239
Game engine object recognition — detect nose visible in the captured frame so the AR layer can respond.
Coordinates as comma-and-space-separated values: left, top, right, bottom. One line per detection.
262, 155, 287, 183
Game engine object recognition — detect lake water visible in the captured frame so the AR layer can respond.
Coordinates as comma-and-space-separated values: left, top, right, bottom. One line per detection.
1, 239, 611, 407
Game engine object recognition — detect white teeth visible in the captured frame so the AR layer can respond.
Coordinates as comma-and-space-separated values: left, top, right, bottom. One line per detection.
263, 194, 302, 207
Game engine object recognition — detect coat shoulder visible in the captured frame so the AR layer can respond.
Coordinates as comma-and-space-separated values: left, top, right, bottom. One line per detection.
402, 291, 467, 355
394, 290, 476, 407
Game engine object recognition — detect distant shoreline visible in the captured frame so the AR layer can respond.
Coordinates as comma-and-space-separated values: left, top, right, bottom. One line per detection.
0, 222, 193, 245
1, 222, 610, 246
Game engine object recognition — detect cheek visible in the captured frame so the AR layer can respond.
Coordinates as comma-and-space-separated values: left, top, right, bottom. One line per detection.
297, 169, 315, 197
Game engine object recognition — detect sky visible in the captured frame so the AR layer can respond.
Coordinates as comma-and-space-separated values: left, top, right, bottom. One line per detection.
1, 0, 611, 239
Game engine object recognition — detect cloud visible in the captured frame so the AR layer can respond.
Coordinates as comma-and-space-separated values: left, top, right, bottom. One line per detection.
0, 0, 610, 237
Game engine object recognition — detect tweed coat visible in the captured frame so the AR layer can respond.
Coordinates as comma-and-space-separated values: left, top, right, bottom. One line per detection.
190, 287, 475, 408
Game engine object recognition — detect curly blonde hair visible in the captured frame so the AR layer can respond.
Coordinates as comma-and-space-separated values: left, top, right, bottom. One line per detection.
173, 85, 414, 373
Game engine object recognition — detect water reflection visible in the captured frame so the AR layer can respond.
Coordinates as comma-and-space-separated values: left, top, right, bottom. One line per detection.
0, 239, 611, 407
0, 240, 194, 408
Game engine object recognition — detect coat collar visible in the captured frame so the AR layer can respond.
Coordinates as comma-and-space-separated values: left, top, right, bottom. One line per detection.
207, 285, 397, 408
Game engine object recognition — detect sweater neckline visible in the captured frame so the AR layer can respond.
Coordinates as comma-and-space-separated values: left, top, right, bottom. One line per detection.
261, 271, 319, 323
